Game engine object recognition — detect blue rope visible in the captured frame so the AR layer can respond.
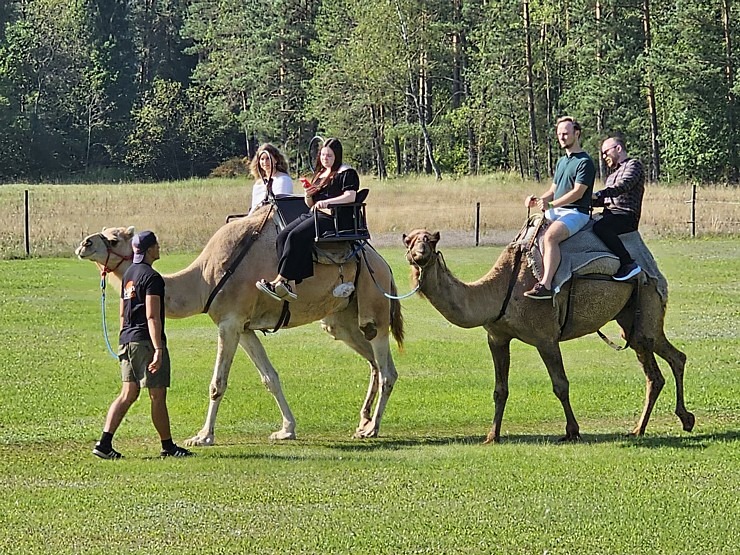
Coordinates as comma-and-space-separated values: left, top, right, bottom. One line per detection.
360, 244, 421, 300
100, 275, 118, 359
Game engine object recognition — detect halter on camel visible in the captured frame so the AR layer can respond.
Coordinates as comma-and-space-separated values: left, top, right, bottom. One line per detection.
94, 232, 134, 359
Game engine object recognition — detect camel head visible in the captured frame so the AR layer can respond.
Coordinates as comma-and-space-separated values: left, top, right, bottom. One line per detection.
75, 226, 136, 275
403, 229, 440, 269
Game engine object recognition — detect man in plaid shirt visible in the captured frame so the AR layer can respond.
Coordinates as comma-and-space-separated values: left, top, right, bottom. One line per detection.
592, 136, 645, 281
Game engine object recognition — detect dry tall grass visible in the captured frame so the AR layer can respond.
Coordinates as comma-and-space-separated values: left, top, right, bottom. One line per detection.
0, 174, 738, 258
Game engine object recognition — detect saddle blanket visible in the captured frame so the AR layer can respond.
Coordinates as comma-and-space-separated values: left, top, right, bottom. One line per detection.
519, 218, 668, 300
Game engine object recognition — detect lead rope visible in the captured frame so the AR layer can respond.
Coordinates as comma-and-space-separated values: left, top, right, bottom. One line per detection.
99, 272, 119, 360
360, 243, 423, 300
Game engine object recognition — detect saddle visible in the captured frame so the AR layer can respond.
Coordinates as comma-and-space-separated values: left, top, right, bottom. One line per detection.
514, 214, 667, 299
272, 192, 369, 266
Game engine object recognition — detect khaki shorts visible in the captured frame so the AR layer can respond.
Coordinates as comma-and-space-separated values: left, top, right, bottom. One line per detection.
119, 341, 171, 388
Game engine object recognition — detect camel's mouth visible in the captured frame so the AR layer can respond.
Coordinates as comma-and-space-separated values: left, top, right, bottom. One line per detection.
404, 230, 439, 267
75, 240, 94, 259
405, 241, 434, 266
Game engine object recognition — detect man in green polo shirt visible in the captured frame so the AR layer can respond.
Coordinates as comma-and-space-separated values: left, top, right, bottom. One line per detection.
523, 116, 595, 300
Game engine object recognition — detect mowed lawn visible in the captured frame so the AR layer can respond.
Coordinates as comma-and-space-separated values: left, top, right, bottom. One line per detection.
0, 239, 738, 554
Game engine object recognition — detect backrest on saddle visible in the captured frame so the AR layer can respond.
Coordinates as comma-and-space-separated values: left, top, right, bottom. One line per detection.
272, 194, 310, 230
314, 189, 370, 243
225, 190, 371, 245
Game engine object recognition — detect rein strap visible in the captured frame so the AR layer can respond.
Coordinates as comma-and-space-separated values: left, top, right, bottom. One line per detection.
203, 206, 273, 314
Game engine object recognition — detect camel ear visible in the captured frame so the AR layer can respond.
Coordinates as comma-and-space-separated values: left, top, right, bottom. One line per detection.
431, 231, 440, 245
124, 226, 135, 239
402, 233, 410, 247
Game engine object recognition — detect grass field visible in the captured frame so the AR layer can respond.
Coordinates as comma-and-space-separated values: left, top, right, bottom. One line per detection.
0, 237, 738, 554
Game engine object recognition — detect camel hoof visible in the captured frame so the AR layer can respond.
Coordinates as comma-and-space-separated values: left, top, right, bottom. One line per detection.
558, 433, 581, 443
679, 411, 696, 432
269, 430, 296, 441
483, 432, 499, 444
352, 425, 379, 439
183, 434, 215, 447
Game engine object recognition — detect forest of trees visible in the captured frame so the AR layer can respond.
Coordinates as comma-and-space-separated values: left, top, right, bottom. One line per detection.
0, 0, 738, 184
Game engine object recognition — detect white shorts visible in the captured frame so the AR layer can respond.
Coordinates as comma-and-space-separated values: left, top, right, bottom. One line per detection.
545, 207, 590, 237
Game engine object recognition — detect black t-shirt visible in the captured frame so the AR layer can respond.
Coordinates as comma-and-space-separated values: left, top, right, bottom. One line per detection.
119, 262, 166, 345
312, 168, 361, 229
312, 168, 360, 202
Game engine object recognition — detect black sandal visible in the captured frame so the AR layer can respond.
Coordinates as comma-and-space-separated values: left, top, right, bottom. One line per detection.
256, 279, 285, 302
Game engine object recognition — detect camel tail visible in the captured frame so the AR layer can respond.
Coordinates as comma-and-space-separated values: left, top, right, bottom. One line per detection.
389, 278, 405, 351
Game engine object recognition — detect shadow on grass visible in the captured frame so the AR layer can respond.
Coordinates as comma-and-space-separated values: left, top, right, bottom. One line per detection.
191, 429, 740, 460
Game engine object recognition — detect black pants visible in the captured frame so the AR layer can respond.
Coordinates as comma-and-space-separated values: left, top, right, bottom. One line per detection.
592, 209, 638, 265
276, 211, 335, 283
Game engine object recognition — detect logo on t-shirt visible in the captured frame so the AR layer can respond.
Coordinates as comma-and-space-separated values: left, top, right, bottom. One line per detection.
123, 280, 136, 300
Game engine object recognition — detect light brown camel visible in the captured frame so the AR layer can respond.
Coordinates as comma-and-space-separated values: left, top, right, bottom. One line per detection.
403, 228, 694, 442
75, 208, 403, 446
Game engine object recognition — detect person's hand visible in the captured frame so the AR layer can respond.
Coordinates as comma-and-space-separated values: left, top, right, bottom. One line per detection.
148, 349, 163, 373
525, 195, 537, 208
536, 197, 548, 212
315, 200, 330, 210
304, 185, 318, 196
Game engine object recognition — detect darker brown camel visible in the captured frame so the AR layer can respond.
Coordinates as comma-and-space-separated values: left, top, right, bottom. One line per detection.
403, 229, 695, 442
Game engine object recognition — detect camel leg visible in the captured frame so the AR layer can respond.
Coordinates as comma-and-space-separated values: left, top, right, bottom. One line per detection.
184, 321, 241, 447
537, 344, 580, 441
655, 335, 695, 432
354, 332, 397, 438
238, 330, 297, 440
484, 335, 511, 444
322, 311, 384, 437
631, 345, 666, 436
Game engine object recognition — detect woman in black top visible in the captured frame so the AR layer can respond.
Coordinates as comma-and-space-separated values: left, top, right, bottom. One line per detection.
256, 138, 359, 301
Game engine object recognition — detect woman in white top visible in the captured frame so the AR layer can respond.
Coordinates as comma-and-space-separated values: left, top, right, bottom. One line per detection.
248, 143, 294, 214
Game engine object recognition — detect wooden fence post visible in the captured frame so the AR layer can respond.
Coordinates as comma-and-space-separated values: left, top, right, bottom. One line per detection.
475, 202, 480, 246
24, 190, 30, 256
689, 183, 696, 238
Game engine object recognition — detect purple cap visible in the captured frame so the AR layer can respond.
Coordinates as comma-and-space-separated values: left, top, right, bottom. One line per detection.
132, 231, 158, 263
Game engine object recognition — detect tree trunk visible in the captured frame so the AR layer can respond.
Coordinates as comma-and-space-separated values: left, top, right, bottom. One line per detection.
542, 20, 555, 177
595, 0, 606, 180
394, 0, 441, 179
722, 0, 738, 182
452, 0, 462, 110
511, 108, 524, 179
502, 131, 510, 171
370, 105, 387, 179
642, 0, 661, 182
240, 91, 252, 159
523, 0, 541, 181
391, 104, 402, 175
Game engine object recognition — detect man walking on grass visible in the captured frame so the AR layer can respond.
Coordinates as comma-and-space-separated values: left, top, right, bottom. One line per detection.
93, 231, 193, 459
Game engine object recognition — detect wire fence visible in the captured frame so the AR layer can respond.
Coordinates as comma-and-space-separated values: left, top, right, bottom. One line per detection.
1, 179, 738, 259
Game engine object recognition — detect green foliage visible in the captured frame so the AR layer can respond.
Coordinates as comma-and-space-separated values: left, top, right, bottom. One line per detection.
208, 156, 249, 178
0, 0, 739, 182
